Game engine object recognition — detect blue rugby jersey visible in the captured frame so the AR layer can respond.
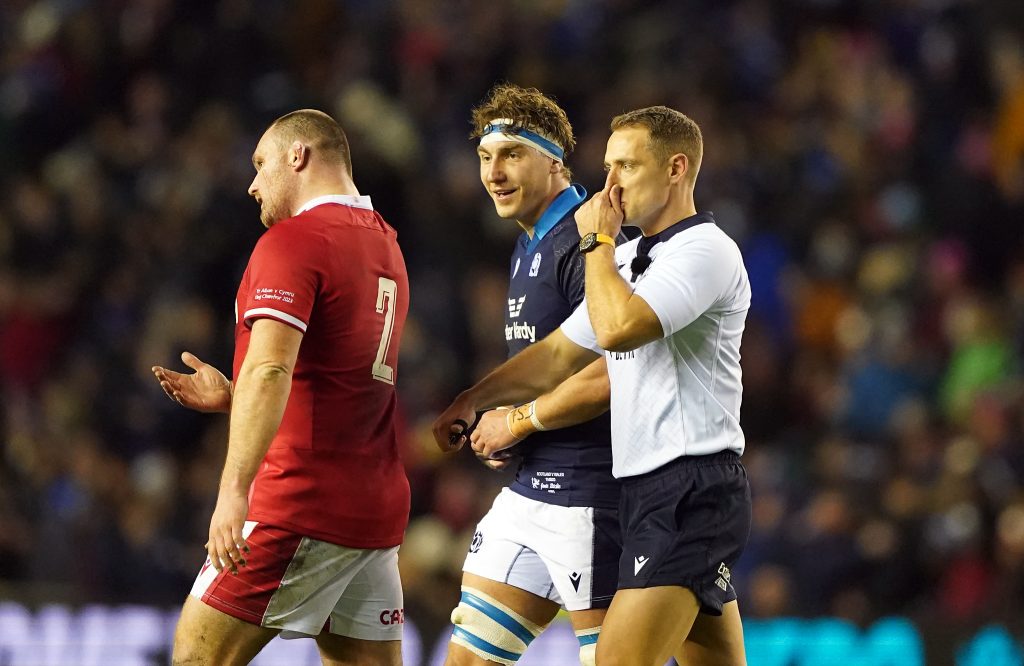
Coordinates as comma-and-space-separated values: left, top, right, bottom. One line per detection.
502, 184, 619, 509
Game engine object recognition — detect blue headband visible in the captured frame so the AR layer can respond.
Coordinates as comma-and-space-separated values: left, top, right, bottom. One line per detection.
480, 119, 565, 162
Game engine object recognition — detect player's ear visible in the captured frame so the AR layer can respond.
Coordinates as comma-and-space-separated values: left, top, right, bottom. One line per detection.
550, 158, 562, 174
290, 141, 309, 171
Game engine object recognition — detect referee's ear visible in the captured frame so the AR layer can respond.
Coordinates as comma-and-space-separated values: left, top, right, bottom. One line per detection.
668, 153, 689, 183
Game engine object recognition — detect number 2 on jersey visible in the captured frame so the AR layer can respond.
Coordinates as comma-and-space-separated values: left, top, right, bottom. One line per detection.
372, 277, 398, 384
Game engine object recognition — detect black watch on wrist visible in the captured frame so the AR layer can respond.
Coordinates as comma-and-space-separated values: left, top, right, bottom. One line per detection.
579, 232, 615, 254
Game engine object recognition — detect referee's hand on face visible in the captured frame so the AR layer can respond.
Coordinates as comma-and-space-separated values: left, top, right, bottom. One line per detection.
575, 176, 624, 239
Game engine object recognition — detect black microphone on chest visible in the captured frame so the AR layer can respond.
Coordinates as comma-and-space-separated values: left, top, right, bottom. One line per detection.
630, 254, 652, 283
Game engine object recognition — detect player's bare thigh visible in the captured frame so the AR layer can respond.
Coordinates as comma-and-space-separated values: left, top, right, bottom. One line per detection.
596, 586, 701, 666
172, 595, 279, 666
316, 632, 402, 666
674, 600, 746, 666
445, 572, 561, 665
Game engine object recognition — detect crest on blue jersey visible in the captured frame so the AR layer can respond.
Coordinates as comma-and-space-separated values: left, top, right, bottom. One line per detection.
512, 257, 521, 278
529, 253, 542, 277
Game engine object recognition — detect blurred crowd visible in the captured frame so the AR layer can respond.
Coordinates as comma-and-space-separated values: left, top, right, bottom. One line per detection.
2, 0, 1024, 647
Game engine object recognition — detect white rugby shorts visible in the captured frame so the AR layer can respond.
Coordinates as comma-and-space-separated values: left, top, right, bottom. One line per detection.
462, 488, 619, 611
190, 521, 403, 640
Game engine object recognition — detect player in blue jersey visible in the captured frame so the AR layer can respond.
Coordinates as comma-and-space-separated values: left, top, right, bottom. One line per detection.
440, 84, 621, 666
435, 106, 751, 666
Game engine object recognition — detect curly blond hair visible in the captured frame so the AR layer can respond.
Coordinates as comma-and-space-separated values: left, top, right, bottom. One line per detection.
471, 83, 575, 178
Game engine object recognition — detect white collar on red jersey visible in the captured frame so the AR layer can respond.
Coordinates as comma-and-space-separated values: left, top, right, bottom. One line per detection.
295, 194, 374, 215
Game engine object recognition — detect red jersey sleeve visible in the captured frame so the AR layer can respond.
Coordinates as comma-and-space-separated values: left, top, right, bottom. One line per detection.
240, 225, 320, 333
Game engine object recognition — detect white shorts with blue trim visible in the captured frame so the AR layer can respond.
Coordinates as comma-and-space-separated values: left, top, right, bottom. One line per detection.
462, 488, 619, 611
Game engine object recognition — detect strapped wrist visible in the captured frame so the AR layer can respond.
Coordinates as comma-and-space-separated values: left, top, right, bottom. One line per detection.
506, 400, 547, 440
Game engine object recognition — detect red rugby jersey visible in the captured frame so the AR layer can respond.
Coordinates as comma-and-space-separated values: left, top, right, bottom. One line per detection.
233, 195, 410, 548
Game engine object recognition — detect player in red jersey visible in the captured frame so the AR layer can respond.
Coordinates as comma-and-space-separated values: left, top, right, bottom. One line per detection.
152, 109, 409, 666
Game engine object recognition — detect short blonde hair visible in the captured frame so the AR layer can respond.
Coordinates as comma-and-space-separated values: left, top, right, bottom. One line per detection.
270, 109, 352, 173
611, 106, 703, 182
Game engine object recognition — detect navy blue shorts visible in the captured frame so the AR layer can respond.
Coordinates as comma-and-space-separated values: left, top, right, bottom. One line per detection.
617, 451, 751, 615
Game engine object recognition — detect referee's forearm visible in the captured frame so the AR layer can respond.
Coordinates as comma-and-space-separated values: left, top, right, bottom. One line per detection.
584, 247, 637, 349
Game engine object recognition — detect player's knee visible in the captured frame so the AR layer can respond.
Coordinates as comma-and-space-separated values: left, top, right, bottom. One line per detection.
575, 626, 599, 666
171, 622, 198, 664
594, 639, 633, 666
171, 628, 213, 666
448, 587, 545, 665
170, 656, 203, 666
170, 639, 206, 666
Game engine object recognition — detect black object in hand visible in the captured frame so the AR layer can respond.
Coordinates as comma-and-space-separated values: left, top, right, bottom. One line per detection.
449, 418, 470, 446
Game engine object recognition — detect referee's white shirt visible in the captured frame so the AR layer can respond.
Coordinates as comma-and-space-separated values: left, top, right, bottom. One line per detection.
561, 222, 750, 478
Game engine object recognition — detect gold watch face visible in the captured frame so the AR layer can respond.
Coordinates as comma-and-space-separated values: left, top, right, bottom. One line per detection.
579, 233, 597, 253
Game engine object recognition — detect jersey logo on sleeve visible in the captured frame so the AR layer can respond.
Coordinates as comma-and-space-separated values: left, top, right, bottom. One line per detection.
469, 531, 483, 553
253, 287, 296, 304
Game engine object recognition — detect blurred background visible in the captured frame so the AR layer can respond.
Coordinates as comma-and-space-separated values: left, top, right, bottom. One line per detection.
1, 0, 1024, 663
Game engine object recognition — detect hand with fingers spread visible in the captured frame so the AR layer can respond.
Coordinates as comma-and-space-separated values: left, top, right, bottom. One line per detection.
206, 489, 250, 574
575, 177, 624, 238
152, 352, 232, 413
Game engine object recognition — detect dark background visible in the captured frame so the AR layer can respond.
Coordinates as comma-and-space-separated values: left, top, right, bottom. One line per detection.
1, 0, 1024, 661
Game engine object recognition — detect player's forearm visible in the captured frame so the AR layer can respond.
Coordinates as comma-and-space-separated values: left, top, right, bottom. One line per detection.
534, 357, 609, 429
503, 357, 609, 440
220, 362, 291, 494
461, 351, 566, 412
462, 330, 594, 412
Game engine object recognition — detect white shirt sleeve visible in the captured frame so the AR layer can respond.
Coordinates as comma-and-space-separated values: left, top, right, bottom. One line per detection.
560, 298, 603, 354
634, 231, 745, 337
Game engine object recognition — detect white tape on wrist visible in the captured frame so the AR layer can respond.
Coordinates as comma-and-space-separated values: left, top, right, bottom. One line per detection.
528, 400, 547, 431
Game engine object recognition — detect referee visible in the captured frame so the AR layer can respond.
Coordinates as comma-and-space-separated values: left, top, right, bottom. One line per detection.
435, 105, 751, 666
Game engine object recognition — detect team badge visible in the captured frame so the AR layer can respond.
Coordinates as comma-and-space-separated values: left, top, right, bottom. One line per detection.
529, 253, 542, 277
